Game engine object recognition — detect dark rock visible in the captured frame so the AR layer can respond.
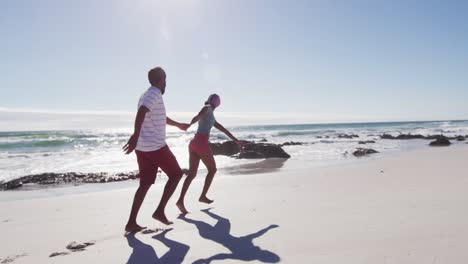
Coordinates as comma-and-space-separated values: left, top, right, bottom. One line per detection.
429, 136, 451, 146
381, 134, 395, 139
381, 133, 425, 140
242, 143, 291, 159
4, 181, 23, 190
456, 135, 465, 141
337, 134, 359, 139
353, 148, 379, 157
281, 141, 304, 146
0, 171, 140, 191
210, 141, 290, 159
396, 134, 424, 140
358, 140, 376, 144
396, 134, 425, 139
259, 138, 268, 142
209, 141, 241, 156
237, 151, 266, 159
316, 136, 323, 138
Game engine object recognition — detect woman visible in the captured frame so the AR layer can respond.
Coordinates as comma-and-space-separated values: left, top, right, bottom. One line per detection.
176, 94, 242, 214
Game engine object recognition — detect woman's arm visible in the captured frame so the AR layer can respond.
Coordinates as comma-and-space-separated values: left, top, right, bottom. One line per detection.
189, 106, 209, 127
214, 121, 240, 144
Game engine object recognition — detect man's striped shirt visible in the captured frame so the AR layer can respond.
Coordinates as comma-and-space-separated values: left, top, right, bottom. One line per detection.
135, 86, 167, 152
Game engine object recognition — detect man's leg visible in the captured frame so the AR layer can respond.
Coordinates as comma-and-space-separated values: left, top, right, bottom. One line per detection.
125, 150, 157, 232
125, 182, 151, 232
152, 146, 183, 225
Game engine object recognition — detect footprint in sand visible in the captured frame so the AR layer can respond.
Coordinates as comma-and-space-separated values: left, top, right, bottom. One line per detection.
49, 241, 95, 258
66, 241, 95, 252
49, 252, 69, 258
1, 253, 27, 263
141, 228, 167, 234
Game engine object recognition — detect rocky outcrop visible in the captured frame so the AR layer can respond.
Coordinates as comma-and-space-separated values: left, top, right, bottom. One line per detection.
353, 148, 379, 157
281, 141, 305, 146
0, 172, 140, 190
210, 141, 291, 159
358, 140, 376, 144
380, 133, 463, 142
239, 143, 291, 159
237, 151, 266, 159
381, 133, 425, 140
209, 141, 241, 156
429, 136, 451, 146
337, 134, 359, 139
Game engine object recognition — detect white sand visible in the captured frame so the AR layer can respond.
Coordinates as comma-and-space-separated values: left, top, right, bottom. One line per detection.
1, 145, 468, 263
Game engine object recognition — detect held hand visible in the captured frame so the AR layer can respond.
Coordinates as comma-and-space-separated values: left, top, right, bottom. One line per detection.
179, 123, 190, 131
122, 135, 137, 154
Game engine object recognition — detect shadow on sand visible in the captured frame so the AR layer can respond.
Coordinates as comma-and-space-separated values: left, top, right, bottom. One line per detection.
179, 208, 280, 264
222, 158, 287, 175
126, 228, 189, 264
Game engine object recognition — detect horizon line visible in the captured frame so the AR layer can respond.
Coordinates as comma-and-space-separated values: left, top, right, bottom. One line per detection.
1, 107, 466, 127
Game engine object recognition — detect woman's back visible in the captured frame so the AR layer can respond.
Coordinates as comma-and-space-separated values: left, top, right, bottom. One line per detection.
197, 105, 215, 134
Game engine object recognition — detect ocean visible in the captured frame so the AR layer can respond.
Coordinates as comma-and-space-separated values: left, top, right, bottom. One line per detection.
1, 120, 468, 183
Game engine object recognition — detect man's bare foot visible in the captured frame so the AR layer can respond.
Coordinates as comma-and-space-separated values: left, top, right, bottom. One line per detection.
176, 201, 189, 214
125, 223, 147, 233
152, 211, 173, 225
199, 196, 214, 204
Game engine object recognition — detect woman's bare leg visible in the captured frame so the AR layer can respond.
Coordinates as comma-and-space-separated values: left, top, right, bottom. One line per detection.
176, 152, 200, 214
199, 152, 217, 204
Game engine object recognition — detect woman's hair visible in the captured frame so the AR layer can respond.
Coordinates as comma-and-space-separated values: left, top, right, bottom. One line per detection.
205, 94, 221, 108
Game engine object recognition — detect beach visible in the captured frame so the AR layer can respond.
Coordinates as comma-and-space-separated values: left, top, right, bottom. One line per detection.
1, 144, 468, 263
3, 0, 468, 263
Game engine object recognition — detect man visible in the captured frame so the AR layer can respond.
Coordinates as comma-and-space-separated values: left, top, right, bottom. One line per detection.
123, 67, 189, 232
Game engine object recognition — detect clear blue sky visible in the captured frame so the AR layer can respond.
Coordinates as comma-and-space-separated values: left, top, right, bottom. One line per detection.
1, 0, 468, 122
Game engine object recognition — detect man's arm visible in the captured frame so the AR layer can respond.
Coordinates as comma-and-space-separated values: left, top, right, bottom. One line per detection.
123, 106, 149, 154
167, 117, 189, 131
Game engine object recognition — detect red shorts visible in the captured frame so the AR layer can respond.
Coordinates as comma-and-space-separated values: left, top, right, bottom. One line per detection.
135, 145, 183, 185
189, 133, 212, 156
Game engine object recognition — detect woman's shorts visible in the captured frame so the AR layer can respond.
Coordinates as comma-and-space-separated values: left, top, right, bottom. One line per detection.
189, 133, 212, 156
